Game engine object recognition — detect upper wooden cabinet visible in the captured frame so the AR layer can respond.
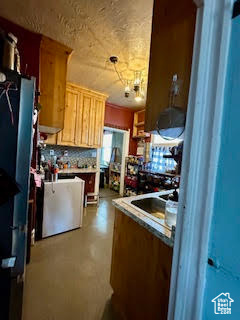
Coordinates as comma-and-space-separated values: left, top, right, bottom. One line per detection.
145, 0, 196, 132
39, 36, 73, 134
133, 109, 150, 139
57, 87, 79, 146
57, 83, 108, 148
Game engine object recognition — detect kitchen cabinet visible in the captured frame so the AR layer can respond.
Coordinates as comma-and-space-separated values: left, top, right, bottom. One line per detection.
57, 87, 79, 146
110, 208, 173, 319
145, 0, 196, 132
39, 36, 73, 134
57, 82, 108, 148
132, 109, 151, 138
77, 173, 95, 195
45, 134, 57, 145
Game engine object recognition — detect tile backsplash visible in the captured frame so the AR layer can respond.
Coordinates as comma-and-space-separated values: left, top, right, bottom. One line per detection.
42, 145, 97, 167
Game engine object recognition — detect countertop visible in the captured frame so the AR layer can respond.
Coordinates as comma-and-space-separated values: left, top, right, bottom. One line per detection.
44, 177, 84, 184
58, 168, 98, 174
112, 191, 175, 247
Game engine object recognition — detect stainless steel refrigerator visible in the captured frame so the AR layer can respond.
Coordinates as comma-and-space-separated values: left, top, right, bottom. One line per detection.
0, 70, 35, 320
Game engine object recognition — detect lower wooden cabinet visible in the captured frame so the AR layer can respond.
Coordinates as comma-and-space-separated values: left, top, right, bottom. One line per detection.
77, 173, 95, 195
57, 82, 108, 148
110, 208, 173, 320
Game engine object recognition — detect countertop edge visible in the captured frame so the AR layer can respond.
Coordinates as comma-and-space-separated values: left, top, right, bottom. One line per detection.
58, 169, 98, 174
112, 199, 174, 248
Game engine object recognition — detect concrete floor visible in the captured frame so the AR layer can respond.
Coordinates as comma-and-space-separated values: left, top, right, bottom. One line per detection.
23, 189, 119, 320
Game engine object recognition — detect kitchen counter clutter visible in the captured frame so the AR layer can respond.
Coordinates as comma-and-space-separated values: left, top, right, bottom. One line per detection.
124, 155, 180, 196
112, 191, 174, 247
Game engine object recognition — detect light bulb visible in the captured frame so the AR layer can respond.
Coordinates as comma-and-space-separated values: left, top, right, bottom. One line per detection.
135, 96, 142, 102
124, 82, 131, 98
125, 85, 130, 93
135, 90, 142, 102
134, 71, 142, 86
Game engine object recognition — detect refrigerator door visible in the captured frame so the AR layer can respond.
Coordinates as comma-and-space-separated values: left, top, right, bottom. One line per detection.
0, 74, 35, 320
42, 178, 85, 238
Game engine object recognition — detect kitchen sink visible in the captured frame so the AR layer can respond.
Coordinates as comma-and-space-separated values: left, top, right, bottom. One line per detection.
159, 194, 169, 201
131, 197, 166, 220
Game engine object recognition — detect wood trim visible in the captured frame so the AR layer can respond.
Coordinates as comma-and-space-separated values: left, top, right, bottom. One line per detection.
75, 92, 83, 146
104, 123, 129, 131
94, 149, 101, 196
67, 82, 108, 99
168, 1, 234, 319
40, 35, 73, 55
119, 130, 130, 196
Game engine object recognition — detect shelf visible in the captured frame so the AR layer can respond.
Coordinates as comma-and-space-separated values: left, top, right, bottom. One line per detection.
139, 170, 180, 178
126, 173, 138, 177
110, 169, 121, 174
135, 121, 145, 127
133, 109, 151, 139
132, 134, 150, 139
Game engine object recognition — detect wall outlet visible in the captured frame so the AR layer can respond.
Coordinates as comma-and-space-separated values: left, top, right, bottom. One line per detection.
50, 149, 54, 156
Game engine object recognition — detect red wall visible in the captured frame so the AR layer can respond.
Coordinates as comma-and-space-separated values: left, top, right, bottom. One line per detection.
0, 17, 41, 168
104, 103, 137, 155
0, 16, 41, 88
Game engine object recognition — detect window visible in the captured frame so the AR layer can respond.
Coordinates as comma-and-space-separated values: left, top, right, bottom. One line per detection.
150, 146, 176, 173
101, 131, 113, 166
150, 133, 183, 172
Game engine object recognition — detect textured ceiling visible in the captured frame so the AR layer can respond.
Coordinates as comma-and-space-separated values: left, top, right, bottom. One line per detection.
0, 0, 154, 108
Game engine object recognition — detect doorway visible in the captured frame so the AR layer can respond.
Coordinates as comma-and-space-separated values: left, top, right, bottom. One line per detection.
99, 127, 130, 197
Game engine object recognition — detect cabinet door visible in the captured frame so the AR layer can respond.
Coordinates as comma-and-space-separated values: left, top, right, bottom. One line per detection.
88, 98, 97, 147
94, 99, 105, 148
65, 82, 107, 148
45, 134, 57, 145
75, 92, 83, 146
39, 49, 57, 129
81, 93, 93, 146
58, 89, 78, 146
53, 52, 69, 129
77, 173, 95, 195
39, 37, 72, 133
145, 0, 196, 132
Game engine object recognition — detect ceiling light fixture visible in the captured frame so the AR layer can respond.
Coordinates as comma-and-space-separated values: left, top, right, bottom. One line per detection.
135, 90, 142, 102
109, 56, 145, 102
